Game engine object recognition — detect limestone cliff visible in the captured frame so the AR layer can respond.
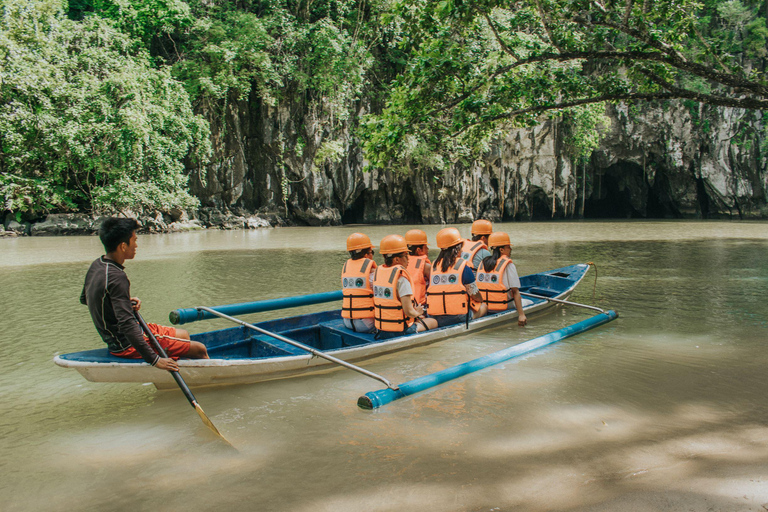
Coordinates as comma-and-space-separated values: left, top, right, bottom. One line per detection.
191, 95, 768, 225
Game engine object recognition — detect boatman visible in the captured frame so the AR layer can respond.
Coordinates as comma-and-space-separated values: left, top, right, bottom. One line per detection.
372, 235, 437, 339
341, 232, 377, 333
460, 219, 493, 272
80, 217, 209, 370
404, 229, 431, 306
477, 232, 528, 326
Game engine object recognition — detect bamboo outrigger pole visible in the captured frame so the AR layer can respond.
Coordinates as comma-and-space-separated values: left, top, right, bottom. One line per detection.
358, 310, 619, 409
170, 291, 343, 325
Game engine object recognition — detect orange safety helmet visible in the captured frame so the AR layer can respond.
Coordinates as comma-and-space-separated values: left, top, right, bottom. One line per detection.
436, 227, 463, 249
471, 219, 493, 236
405, 229, 428, 246
379, 234, 408, 256
346, 232, 373, 252
488, 232, 512, 249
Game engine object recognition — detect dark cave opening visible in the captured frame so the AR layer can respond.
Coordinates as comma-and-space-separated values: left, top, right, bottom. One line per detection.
584, 161, 680, 219
528, 188, 552, 220
341, 192, 368, 224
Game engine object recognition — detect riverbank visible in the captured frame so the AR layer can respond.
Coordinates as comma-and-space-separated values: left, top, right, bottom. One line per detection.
0, 208, 288, 237
3, 206, 765, 238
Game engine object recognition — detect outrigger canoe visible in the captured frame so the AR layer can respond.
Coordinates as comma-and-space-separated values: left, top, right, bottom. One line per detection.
55, 263, 591, 389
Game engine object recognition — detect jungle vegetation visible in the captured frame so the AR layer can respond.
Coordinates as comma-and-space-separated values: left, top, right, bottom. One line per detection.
1, 0, 767, 217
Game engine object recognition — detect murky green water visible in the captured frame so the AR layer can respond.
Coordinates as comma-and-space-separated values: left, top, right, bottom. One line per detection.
2, 221, 768, 511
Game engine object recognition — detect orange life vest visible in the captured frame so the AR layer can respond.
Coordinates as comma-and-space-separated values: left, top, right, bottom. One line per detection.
405, 254, 430, 305
426, 258, 470, 316
341, 257, 376, 319
372, 265, 415, 332
460, 239, 487, 270
476, 256, 514, 311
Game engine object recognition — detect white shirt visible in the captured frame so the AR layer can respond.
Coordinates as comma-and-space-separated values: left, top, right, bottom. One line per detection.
502, 261, 521, 290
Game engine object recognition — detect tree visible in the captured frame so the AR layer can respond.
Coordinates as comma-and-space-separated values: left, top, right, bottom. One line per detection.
0, 0, 209, 217
362, 0, 768, 171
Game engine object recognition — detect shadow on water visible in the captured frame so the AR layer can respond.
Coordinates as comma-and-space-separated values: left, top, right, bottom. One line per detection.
2, 228, 768, 511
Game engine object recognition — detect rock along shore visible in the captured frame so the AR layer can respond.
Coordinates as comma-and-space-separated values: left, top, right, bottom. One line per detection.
1, 208, 291, 237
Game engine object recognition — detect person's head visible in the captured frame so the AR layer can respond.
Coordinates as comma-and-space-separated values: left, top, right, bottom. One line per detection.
99, 217, 140, 257
405, 229, 429, 256
471, 219, 493, 243
346, 233, 374, 260
483, 231, 512, 271
379, 234, 409, 267
435, 227, 463, 272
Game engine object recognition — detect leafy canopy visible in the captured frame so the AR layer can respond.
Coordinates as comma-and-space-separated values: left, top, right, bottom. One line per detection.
0, 0, 209, 216
362, 0, 768, 171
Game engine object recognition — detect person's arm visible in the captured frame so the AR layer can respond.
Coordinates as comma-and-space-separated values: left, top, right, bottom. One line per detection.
397, 276, 423, 318
509, 289, 527, 326
106, 271, 163, 366
79, 285, 87, 305
401, 295, 424, 318
504, 263, 526, 326
462, 265, 484, 302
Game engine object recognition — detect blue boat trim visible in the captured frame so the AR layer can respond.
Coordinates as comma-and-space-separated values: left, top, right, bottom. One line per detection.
169, 290, 344, 325
357, 310, 619, 410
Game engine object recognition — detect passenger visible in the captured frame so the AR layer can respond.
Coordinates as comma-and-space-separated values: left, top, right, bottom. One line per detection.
80, 217, 208, 370
460, 219, 493, 271
372, 235, 437, 339
341, 232, 377, 333
426, 227, 488, 328
404, 229, 431, 306
477, 232, 528, 327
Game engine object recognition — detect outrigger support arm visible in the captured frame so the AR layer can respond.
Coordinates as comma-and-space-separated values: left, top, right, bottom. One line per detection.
196, 307, 399, 391
520, 292, 606, 314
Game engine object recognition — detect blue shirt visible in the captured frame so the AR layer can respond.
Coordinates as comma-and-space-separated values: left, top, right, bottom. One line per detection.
462, 265, 475, 285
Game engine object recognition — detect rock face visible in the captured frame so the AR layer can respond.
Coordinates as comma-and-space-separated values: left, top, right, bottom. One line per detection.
192, 96, 768, 222
20, 209, 271, 237
30, 214, 96, 236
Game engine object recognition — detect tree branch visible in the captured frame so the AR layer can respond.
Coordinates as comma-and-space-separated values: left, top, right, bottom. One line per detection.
425, 47, 766, 120
534, 0, 565, 53
623, 0, 634, 26
483, 12, 520, 61
451, 91, 768, 137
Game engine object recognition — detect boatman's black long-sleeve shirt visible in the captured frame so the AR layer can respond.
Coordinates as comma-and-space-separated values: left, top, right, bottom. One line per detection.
80, 256, 159, 365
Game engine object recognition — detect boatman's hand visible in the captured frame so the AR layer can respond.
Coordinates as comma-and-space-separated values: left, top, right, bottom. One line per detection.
130, 297, 142, 311
518, 313, 528, 327
155, 357, 179, 371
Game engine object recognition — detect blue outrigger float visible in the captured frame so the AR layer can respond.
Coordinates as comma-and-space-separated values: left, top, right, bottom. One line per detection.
55, 263, 614, 391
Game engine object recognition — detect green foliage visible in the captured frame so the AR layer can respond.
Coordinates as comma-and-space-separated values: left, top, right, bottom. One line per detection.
66, 0, 193, 48
0, 0, 209, 216
362, 0, 768, 173
561, 105, 611, 164
313, 139, 345, 168
176, 0, 373, 120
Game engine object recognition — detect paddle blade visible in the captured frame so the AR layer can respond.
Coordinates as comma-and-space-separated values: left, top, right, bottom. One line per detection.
193, 402, 237, 451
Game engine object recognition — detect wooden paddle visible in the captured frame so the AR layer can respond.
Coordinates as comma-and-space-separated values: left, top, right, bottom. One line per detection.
134, 310, 236, 450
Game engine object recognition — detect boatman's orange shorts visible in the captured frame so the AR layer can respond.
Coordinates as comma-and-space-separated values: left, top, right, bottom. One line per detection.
111, 323, 191, 360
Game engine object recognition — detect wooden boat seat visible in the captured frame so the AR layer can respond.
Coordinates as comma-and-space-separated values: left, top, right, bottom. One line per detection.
318, 319, 377, 350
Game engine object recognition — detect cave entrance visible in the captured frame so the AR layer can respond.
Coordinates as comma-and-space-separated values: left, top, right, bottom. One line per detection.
341, 192, 368, 224
584, 161, 682, 219
528, 188, 552, 220
584, 162, 641, 218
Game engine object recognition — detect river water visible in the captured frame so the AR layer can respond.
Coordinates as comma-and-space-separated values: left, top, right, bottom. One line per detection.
2, 221, 768, 512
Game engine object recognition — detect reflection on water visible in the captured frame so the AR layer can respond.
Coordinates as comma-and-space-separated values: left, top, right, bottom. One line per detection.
1, 221, 768, 511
